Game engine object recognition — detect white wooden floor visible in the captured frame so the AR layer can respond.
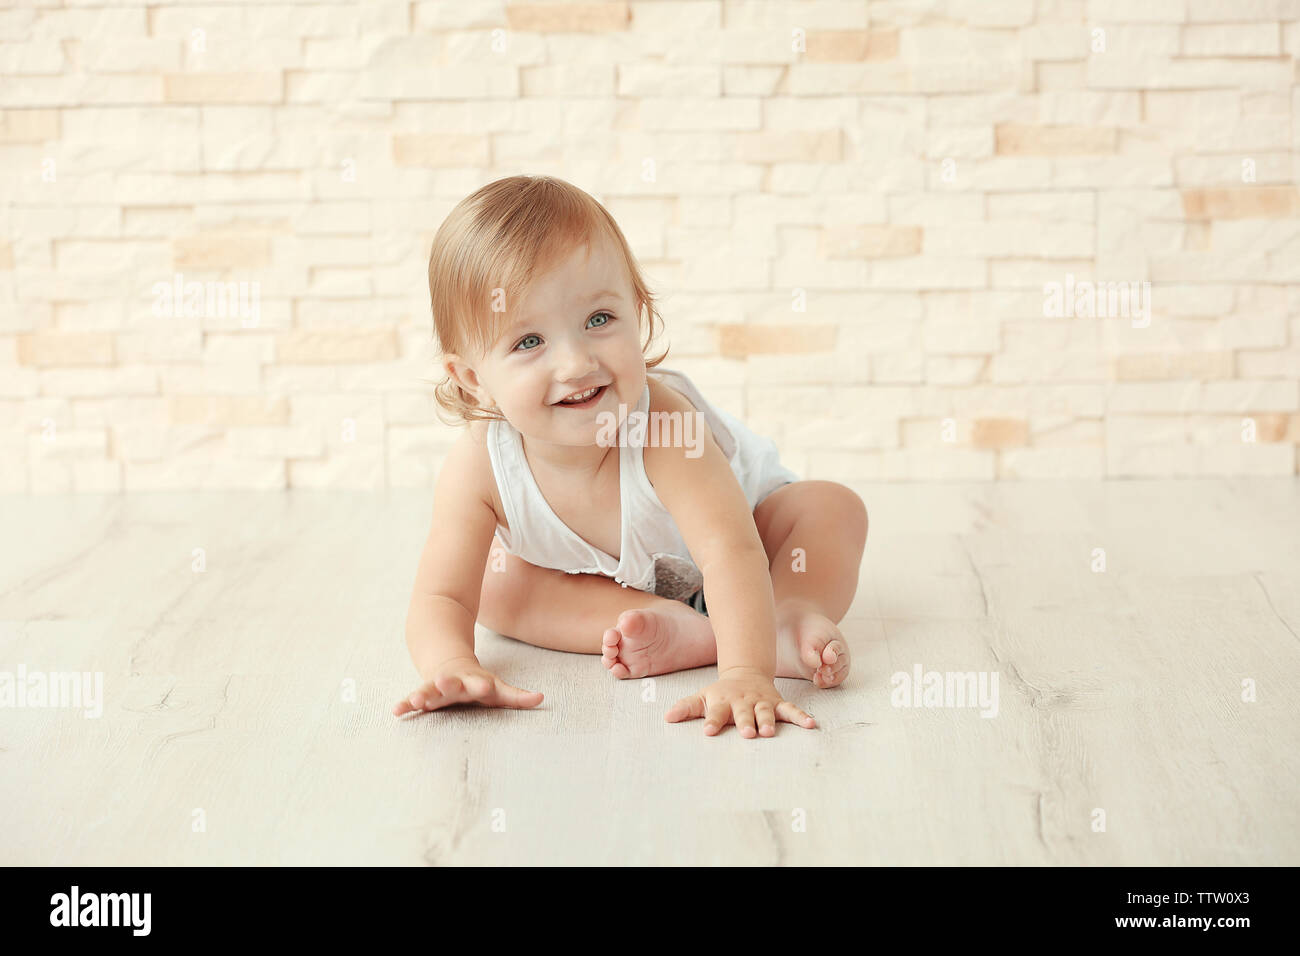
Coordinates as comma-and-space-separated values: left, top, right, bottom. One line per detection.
1, 479, 1297, 865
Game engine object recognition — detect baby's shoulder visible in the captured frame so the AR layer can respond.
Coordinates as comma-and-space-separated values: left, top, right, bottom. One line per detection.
646, 374, 699, 416
452, 419, 508, 531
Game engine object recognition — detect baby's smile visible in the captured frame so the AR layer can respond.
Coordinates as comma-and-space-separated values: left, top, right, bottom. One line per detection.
550, 383, 610, 408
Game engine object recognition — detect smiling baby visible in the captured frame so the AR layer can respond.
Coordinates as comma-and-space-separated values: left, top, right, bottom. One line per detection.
393, 175, 868, 739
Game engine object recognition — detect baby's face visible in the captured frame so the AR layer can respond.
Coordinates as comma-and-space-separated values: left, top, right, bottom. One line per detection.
468, 235, 646, 447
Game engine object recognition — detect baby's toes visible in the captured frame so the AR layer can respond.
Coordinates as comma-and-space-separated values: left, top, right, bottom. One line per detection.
821, 638, 847, 667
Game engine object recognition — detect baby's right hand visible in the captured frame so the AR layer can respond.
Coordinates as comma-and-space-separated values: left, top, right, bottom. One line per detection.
392, 655, 544, 717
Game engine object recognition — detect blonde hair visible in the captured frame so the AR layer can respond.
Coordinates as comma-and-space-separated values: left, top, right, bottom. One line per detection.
426, 174, 670, 425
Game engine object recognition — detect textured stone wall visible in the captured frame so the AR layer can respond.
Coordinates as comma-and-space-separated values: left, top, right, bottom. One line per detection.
1, 0, 1298, 490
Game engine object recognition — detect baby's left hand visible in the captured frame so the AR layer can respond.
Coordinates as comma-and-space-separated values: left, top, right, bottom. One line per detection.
665, 667, 817, 738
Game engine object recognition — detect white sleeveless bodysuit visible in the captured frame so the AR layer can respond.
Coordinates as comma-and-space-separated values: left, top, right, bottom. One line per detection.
485, 367, 799, 609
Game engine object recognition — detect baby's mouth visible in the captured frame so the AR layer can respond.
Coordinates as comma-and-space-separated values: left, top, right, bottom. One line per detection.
552, 385, 607, 407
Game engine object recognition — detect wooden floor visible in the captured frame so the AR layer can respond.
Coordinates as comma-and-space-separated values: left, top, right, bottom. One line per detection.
1, 479, 1297, 865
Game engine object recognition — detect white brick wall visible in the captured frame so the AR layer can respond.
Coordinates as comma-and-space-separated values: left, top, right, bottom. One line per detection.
0, 0, 1297, 490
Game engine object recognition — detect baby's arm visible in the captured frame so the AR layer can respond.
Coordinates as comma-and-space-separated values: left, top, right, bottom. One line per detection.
643, 396, 775, 677
645, 386, 815, 736
405, 427, 494, 675
395, 426, 543, 715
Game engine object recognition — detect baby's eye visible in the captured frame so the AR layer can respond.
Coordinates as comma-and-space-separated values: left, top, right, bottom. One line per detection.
514, 334, 541, 351
588, 311, 614, 328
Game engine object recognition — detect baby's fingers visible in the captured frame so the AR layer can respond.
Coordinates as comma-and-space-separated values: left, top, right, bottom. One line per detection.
776, 700, 817, 729
733, 703, 759, 739
490, 676, 544, 709
393, 682, 444, 716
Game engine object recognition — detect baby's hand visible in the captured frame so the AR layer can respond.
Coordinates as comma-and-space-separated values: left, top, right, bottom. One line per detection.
392, 655, 544, 717
664, 666, 817, 738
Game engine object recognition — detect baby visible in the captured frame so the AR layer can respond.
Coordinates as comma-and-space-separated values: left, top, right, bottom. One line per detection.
393, 175, 868, 739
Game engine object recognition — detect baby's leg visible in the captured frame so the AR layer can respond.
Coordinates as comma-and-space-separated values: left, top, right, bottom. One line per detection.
478, 549, 714, 666
752, 480, 869, 687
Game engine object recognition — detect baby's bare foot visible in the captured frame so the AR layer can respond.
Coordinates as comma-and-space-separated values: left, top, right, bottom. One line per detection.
774, 598, 851, 688
602, 602, 716, 679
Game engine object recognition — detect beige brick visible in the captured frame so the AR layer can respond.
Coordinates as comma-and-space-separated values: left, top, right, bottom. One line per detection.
506, 3, 630, 32
392, 133, 490, 167
718, 324, 837, 357
1085, 1, 1187, 24
995, 124, 1117, 155
926, 356, 987, 385
163, 73, 282, 105
39, 368, 157, 397
820, 225, 922, 258
172, 235, 273, 271
1183, 22, 1281, 55
871, 257, 986, 289
27, 427, 107, 461
0, 241, 11, 270
169, 396, 289, 426
1201, 380, 1300, 412
275, 330, 399, 364
971, 418, 1029, 448
0, 109, 60, 143
84, 39, 183, 73
1237, 347, 1300, 378
1186, 0, 1293, 21
735, 130, 841, 163
805, 31, 899, 61
1181, 187, 1300, 219
1113, 352, 1235, 380
17, 333, 114, 367
1020, 25, 1091, 60
1249, 412, 1300, 442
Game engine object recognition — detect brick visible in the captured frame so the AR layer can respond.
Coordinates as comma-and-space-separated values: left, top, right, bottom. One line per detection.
870, 257, 986, 289
1085, 0, 1187, 22
83, 38, 182, 73
1201, 380, 1300, 412
169, 396, 289, 426
507, 3, 630, 32
1020, 25, 1091, 60
1182, 22, 1281, 55
736, 130, 842, 163
924, 221, 1093, 257
392, 133, 490, 167
995, 124, 1117, 155
820, 225, 921, 258
38, 368, 157, 397
163, 73, 282, 105
173, 235, 273, 270
971, 417, 1029, 448
1186, 0, 1295, 21
618, 64, 721, 97
0, 109, 60, 143
805, 31, 899, 61
926, 356, 987, 385
987, 192, 1095, 220
1113, 352, 1235, 380
1181, 187, 1300, 219
275, 330, 399, 364
1237, 348, 1300, 378
718, 324, 837, 357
